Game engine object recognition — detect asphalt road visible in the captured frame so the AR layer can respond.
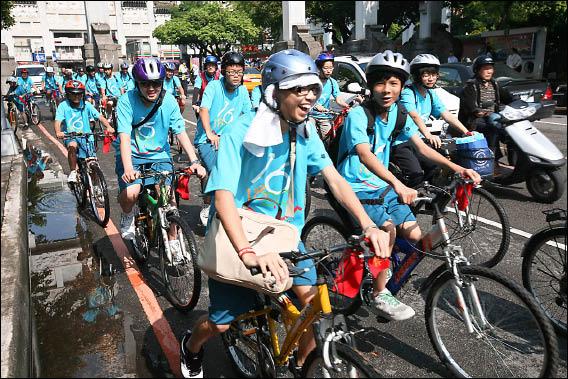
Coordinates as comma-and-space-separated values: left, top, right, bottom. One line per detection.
26, 93, 567, 378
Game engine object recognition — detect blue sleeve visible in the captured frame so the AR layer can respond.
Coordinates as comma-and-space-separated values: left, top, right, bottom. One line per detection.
174, 76, 181, 88
166, 94, 185, 135
430, 90, 446, 118
194, 75, 202, 89
251, 86, 261, 109
86, 102, 100, 120
205, 119, 248, 195
240, 87, 252, 114
343, 107, 371, 151
305, 122, 333, 175
116, 95, 133, 135
399, 87, 417, 114
55, 102, 66, 121
331, 78, 339, 99
200, 81, 216, 110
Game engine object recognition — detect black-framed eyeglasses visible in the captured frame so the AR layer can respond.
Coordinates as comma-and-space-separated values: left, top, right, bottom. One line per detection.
225, 70, 244, 76
289, 84, 321, 97
139, 80, 163, 88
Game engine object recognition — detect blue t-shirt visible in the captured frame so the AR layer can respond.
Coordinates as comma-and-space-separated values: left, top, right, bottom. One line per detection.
206, 113, 332, 234
398, 84, 446, 145
102, 75, 122, 98
194, 78, 252, 145
17, 77, 34, 93
338, 103, 418, 192
95, 72, 106, 89
43, 74, 59, 90
85, 76, 100, 96
55, 100, 100, 134
115, 72, 135, 91
309, 77, 339, 119
163, 76, 182, 97
250, 85, 262, 110
74, 73, 87, 84
115, 89, 184, 163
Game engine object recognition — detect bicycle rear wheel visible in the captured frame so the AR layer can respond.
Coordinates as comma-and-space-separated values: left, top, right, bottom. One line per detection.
86, 163, 110, 227
301, 215, 362, 315
302, 343, 380, 378
29, 102, 41, 125
420, 186, 510, 268
425, 265, 559, 378
159, 214, 201, 311
522, 226, 567, 335
222, 317, 263, 378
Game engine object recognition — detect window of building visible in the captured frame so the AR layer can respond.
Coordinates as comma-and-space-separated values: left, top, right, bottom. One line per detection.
121, 1, 147, 8
14, 1, 37, 5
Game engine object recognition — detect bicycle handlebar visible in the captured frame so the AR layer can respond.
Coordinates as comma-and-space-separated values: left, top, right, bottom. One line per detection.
62, 131, 107, 139
137, 165, 198, 180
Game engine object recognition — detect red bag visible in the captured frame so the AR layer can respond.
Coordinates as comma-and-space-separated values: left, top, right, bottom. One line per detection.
455, 183, 474, 211
102, 131, 116, 154
333, 249, 390, 298
176, 174, 190, 200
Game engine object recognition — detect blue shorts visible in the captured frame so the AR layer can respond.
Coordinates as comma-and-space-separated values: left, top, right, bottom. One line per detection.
196, 142, 218, 173
115, 159, 174, 192
357, 187, 416, 227
208, 241, 316, 325
64, 135, 96, 159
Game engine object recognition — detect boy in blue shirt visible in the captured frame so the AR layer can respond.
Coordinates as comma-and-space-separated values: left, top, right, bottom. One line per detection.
337, 50, 481, 321
54, 80, 114, 184
163, 62, 186, 112
393, 54, 472, 187
42, 67, 62, 103
74, 67, 87, 84
101, 63, 124, 119
85, 65, 101, 106
4, 76, 29, 126
191, 55, 221, 116
115, 62, 135, 92
308, 52, 353, 139
115, 58, 205, 244
17, 68, 38, 95
194, 52, 252, 224
179, 49, 389, 379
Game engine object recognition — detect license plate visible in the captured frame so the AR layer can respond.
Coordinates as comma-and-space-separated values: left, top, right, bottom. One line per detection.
520, 94, 534, 102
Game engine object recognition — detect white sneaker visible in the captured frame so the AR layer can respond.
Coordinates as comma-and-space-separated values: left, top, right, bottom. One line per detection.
67, 170, 77, 183
374, 289, 415, 321
120, 206, 137, 241
199, 205, 210, 226
168, 239, 184, 264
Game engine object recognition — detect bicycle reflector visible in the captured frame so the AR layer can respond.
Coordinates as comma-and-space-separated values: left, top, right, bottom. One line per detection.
176, 174, 190, 200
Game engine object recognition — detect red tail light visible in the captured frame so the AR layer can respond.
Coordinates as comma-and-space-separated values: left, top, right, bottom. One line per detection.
543, 86, 553, 101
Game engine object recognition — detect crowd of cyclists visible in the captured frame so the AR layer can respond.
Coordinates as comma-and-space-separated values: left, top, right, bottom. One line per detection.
5, 47, 521, 378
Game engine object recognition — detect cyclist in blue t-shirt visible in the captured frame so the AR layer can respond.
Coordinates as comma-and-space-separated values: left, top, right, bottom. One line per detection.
42, 66, 63, 102
179, 49, 389, 379
74, 67, 87, 84
101, 63, 124, 119
338, 50, 481, 322
115, 58, 205, 243
308, 52, 355, 139
17, 68, 38, 95
84, 65, 102, 106
394, 54, 473, 188
163, 62, 186, 112
4, 76, 29, 126
191, 55, 221, 116
115, 62, 135, 92
250, 84, 262, 112
54, 80, 114, 184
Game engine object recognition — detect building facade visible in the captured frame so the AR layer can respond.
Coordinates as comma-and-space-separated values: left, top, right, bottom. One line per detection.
1, 1, 179, 67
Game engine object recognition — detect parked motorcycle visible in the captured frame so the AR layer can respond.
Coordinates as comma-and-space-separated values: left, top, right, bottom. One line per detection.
489, 100, 566, 203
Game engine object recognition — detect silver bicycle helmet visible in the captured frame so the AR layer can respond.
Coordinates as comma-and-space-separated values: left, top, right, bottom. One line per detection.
365, 50, 410, 86
261, 49, 318, 92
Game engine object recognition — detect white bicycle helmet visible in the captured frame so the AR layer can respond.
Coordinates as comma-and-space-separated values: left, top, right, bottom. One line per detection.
365, 50, 410, 87
410, 54, 440, 81
45, 67, 54, 73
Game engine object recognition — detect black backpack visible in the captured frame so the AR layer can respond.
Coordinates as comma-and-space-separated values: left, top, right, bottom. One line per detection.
327, 99, 408, 168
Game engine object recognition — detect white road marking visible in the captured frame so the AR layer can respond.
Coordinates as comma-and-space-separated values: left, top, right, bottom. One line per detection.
446, 208, 566, 249
184, 118, 196, 126
535, 120, 567, 126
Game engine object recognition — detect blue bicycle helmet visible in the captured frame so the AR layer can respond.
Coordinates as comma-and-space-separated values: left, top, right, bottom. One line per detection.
164, 62, 176, 71
315, 52, 334, 68
203, 55, 218, 68
120, 62, 129, 69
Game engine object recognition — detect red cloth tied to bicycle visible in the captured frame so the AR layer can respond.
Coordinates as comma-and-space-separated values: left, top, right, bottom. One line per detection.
454, 183, 474, 211
333, 248, 390, 298
176, 173, 191, 200
102, 131, 116, 154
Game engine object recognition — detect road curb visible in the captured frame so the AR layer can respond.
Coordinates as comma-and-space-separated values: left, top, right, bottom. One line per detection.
0, 153, 31, 378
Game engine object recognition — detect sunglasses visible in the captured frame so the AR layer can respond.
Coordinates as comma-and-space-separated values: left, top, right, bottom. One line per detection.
288, 84, 321, 97
139, 80, 163, 88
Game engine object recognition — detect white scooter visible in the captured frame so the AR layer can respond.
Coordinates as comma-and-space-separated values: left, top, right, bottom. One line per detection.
489, 100, 566, 203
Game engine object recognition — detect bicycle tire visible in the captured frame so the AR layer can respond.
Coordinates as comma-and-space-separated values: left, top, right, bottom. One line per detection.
301, 215, 363, 315
71, 168, 87, 208
86, 163, 110, 227
131, 204, 150, 264
159, 214, 201, 311
425, 186, 510, 268
50, 98, 56, 120
29, 102, 41, 125
222, 317, 263, 378
425, 265, 559, 378
302, 343, 381, 378
304, 178, 312, 218
522, 225, 567, 336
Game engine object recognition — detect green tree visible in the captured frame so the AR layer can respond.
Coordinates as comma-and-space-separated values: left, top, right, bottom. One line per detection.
153, 2, 260, 58
376, 1, 421, 40
305, 1, 356, 45
1, 1, 15, 30
231, 1, 282, 43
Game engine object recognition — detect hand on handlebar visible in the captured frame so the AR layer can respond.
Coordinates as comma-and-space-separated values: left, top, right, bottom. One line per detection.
364, 228, 391, 259
188, 163, 206, 179
457, 168, 482, 185
242, 252, 289, 287
56, 131, 65, 139
426, 133, 442, 149
393, 182, 418, 205
192, 104, 200, 113
122, 167, 140, 183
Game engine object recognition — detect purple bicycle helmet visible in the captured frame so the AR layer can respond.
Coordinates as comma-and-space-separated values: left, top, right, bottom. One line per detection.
132, 58, 166, 82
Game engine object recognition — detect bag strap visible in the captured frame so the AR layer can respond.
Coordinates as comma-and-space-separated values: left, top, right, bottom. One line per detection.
132, 89, 165, 128
285, 127, 297, 219
242, 197, 284, 219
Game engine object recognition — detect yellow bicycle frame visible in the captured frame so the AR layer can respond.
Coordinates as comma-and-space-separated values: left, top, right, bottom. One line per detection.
230, 280, 333, 367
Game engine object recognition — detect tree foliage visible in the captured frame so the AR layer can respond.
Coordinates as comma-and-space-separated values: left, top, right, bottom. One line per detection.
1, 1, 15, 30
153, 2, 260, 57
231, 1, 282, 43
305, 1, 355, 45
376, 1, 421, 40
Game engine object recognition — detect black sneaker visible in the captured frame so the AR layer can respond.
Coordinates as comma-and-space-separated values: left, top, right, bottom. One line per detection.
180, 330, 204, 378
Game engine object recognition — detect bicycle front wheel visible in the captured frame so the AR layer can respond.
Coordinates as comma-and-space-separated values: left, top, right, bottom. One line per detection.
302, 343, 380, 378
425, 265, 559, 378
301, 215, 363, 315
439, 186, 510, 268
159, 214, 201, 311
522, 225, 567, 335
86, 163, 110, 227
29, 102, 41, 125
222, 317, 262, 378
71, 170, 86, 208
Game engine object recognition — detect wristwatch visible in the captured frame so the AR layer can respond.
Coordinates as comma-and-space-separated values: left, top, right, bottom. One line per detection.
189, 159, 201, 166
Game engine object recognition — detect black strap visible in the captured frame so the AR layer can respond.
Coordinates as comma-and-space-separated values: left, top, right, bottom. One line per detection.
132, 89, 165, 128
409, 85, 434, 113
359, 186, 392, 205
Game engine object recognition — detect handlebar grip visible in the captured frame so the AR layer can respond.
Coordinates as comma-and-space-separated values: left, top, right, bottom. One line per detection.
250, 267, 260, 276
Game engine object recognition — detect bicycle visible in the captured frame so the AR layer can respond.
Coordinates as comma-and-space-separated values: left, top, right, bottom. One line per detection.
22, 92, 41, 126
3, 96, 22, 131
46, 89, 62, 120
302, 174, 559, 378
63, 132, 110, 227
522, 208, 567, 335
221, 237, 380, 378
129, 163, 201, 311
